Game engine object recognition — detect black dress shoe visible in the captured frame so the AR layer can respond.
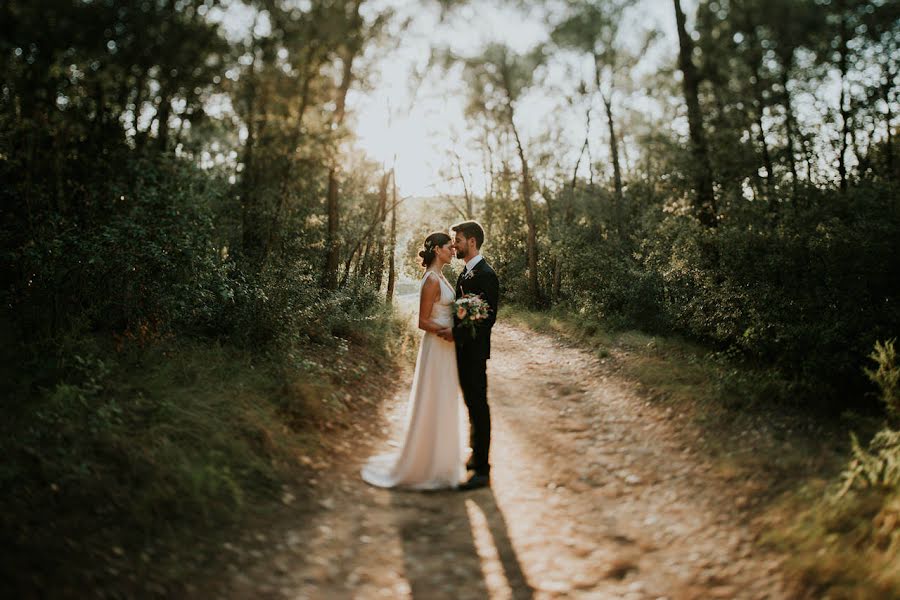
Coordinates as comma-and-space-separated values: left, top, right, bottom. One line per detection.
465, 459, 476, 471
458, 473, 490, 491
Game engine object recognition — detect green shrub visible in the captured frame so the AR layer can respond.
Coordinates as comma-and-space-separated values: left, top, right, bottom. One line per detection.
517, 181, 900, 409
835, 339, 900, 496
792, 338, 900, 597
837, 430, 900, 496
865, 339, 900, 423
7, 154, 233, 346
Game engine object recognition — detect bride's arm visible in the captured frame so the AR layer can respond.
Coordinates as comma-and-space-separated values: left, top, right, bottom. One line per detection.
418, 276, 447, 335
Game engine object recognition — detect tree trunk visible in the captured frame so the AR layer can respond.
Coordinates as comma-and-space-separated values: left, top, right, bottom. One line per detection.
594, 54, 624, 238
131, 68, 147, 139
572, 109, 590, 221
453, 151, 474, 219
745, 24, 775, 206
803, 135, 815, 185
550, 259, 561, 304
878, 57, 896, 180
553, 111, 591, 303
323, 169, 342, 290
373, 170, 389, 289
323, 1, 363, 289
156, 92, 172, 152
240, 46, 268, 270
174, 108, 188, 148
357, 240, 371, 278
779, 64, 799, 195
886, 80, 895, 179
264, 50, 321, 261
673, 0, 717, 227
850, 114, 865, 175
753, 112, 775, 203
323, 158, 345, 290
510, 111, 540, 306
752, 94, 774, 201
340, 251, 354, 288
836, 8, 850, 192
620, 128, 632, 174
837, 91, 850, 191
483, 133, 496, 211
386, 169, 398, 302
601, 92, 624, 238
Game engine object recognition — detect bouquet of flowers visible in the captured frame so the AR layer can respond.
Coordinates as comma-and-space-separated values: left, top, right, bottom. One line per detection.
454, 293, 492, 339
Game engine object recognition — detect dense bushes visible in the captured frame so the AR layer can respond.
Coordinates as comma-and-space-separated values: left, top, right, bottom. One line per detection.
6, 155, 231, 343
224, 261, 388, 350
640, 183, 900, 393
483, 179, 900, 407
1, 141, 390, 354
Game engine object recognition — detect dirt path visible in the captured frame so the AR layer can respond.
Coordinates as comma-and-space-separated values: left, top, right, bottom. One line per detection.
199, 322, 791, 599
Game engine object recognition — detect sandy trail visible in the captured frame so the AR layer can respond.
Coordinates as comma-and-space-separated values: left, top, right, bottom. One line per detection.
199, 322, 790, 599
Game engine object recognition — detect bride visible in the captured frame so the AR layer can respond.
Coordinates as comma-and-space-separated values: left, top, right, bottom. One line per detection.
361, 232, 467, 490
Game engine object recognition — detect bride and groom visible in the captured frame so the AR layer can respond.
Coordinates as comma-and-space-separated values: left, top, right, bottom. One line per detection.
361, 221, 500, 491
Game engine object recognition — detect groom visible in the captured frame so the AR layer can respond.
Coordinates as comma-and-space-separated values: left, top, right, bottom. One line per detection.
451, 221, 500, 491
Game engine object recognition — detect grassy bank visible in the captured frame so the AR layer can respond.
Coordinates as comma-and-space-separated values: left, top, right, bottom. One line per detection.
0, 303, 415, 596
503, 305, 899, 598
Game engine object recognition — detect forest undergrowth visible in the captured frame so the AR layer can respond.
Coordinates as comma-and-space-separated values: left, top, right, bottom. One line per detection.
0, 300, 416, 596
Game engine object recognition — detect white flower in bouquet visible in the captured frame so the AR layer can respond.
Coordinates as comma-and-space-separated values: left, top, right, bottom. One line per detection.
454, 293, 491, 338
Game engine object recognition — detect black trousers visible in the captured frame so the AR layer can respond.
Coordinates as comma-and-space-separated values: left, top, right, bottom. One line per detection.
456, 347, 490, 474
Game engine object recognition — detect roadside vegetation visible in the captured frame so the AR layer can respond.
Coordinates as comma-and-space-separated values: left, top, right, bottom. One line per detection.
504, 306, 899, 598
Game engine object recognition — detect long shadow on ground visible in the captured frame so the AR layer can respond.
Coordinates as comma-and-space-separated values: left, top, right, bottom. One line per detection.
391, 486, 534, 600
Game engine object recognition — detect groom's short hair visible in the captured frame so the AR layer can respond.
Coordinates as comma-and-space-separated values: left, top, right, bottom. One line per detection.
451, 221, 485, 249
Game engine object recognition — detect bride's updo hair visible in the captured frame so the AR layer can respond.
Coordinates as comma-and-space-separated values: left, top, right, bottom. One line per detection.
418, 232, 452, 268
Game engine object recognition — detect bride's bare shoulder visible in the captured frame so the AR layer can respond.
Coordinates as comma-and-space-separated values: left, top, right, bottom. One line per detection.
420, 271, 440, 290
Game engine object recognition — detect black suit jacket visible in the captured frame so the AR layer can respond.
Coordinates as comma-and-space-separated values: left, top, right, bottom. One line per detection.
453, 258, 500, 360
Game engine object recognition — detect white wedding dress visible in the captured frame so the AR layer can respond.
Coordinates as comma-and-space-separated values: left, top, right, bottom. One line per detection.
361, 271, 467, 490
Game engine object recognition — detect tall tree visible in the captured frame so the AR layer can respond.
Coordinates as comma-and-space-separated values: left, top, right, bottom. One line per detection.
372, 169, 390, 289
834, 0, 853, 192
323, 0, 365, 289
458, 44, 545, 305
550, 0, 650, 238
673, 0, 717, 227
858, 0, 899, 180
236, 1, 343, 270
767, 0, 821, 195
386, 168, 398, 301
737, 12, 776, 203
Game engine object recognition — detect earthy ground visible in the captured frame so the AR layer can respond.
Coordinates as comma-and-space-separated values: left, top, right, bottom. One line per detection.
192, 321, 794, 600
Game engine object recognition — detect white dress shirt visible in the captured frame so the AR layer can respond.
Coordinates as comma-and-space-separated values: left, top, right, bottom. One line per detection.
463, 254, 484, 276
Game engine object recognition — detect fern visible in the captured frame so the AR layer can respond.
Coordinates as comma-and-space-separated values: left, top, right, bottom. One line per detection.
837, 429, 900, 498
864, 338, 900, 423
